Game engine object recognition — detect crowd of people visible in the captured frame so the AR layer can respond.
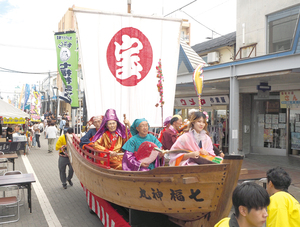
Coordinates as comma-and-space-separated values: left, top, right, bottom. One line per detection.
79, 109, 224, 171
2, 104, 299, 226
5, 107, 298, 225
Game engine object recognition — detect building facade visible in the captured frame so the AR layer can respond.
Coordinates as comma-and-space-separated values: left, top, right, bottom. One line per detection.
180, 0, 300, 156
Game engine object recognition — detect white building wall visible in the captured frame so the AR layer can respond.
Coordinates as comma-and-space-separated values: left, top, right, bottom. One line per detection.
236, 0, 300, 57
218, 47, 234, 64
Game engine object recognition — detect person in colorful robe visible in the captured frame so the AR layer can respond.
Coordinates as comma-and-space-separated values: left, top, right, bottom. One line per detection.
157, 116, 172, 142
122, 118, 164, 171
161, 116, 182, 150
79, 116, 103, 148
92, 109, 131, 170
169, 111, 216, 166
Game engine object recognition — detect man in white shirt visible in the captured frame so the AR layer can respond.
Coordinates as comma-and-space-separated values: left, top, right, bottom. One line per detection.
46, 122, 58, 153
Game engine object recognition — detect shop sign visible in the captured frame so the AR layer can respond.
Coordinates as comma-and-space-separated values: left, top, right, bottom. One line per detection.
174, 95, 229, 108
280, 91, 300, 108
3, 117, 26, 124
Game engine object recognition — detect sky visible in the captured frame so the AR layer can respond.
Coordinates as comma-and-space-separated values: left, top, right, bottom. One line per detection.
0, 0, 236, 100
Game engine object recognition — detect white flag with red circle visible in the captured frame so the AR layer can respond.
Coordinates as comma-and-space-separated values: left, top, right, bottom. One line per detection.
75, 9, 182, 127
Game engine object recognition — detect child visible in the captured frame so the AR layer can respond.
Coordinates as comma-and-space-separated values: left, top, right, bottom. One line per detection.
215, 182, 270, 227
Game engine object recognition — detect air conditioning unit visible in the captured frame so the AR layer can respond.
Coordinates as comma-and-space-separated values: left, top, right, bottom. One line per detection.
207, 52, 220, 63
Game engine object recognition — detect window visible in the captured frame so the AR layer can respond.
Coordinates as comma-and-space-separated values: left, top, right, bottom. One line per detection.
267, 5, 300, 53
201, 55, 208, 63
181, 31, 185, 39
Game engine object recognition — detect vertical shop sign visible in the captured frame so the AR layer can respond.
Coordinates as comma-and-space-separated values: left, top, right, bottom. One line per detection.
54, 31, 79, 108
280, 91, 300, 108
30, 90, 41, 122
18, 84, 25, 109
23, 84, 30, 111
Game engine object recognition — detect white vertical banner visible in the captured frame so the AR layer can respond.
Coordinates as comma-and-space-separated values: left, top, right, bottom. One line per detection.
74, 9, 182, 127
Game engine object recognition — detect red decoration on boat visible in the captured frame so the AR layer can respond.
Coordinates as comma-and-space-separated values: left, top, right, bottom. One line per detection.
134, 141, 159, 164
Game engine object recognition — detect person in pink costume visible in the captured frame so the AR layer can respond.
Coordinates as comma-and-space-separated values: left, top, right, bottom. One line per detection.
169, 111, 217, 166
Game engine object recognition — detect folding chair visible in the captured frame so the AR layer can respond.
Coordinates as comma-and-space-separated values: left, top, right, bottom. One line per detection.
0, 152, 8, 175
4, 171, 25, 206
0, 185, 20, 224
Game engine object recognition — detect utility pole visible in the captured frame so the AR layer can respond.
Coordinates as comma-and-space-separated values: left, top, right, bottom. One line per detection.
127, 0, 131, 13
48, 71, 51, 112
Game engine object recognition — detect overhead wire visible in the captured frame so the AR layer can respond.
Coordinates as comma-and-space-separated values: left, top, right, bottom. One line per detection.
0, 43, 55, 51
180, 10, 234, 43
193, 0, 231, 18
163, 0, 233, 43
0, 66, 57, 75
163, 0, 197, 17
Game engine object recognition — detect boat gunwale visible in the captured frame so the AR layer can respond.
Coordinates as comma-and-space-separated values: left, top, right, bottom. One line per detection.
70, 134, 230, 177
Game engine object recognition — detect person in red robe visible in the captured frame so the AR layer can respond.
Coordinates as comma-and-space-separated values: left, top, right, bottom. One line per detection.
161, 116, 182, 150
158, 116, 172, 143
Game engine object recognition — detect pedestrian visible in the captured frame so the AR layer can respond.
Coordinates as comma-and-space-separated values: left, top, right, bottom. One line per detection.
44, 116, 48, 128
63, 122, 70, 135
55, 128, 74, 189
215, 182, 270, 227
266, 167, 300, 227
59, 117, 66, 136
6, 124, 13, 141
51, 114, 57, 125
30, 123, 36, 147
33, 122, 41, 148
44, 111, 48, 120
46, 122, 58, 153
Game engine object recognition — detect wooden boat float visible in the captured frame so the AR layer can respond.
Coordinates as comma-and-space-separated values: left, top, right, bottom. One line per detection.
67, 134, 244, 227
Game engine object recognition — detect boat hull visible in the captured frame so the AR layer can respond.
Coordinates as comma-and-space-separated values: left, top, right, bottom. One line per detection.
68, 134, 243, 226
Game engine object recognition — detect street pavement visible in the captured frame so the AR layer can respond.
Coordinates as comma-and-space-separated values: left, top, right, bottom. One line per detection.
242, 153, 300, 201
1, 135, 300, 226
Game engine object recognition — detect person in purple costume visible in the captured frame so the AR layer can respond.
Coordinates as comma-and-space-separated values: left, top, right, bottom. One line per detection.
91, 109, 131, 169
122, 118, 164, 171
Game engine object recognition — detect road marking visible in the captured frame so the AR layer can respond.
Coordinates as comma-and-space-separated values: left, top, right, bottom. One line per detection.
22, 155, 62, 227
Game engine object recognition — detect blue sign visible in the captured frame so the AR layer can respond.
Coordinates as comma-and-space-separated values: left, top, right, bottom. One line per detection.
257, 82, 271, 92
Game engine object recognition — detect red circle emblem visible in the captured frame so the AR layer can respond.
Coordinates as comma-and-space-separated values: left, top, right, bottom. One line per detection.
106, 27, 153, 86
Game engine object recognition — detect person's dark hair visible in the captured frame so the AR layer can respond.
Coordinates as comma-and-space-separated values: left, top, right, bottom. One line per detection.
67, 128, 73, 134
188, 111, 208, 133
267, 167, 291, 192
50, 122, 55, 126
170, 117, 179, 125
232, 182, 270, 218
65, 122, 69, 127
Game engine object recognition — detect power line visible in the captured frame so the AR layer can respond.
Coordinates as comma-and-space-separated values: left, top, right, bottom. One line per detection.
193, 0, 231, 18
163, 1, 233, 43
180, 10, 233, 43
0, 43, 55, 51
0, 67, 57, 75
164, 0, 197, 17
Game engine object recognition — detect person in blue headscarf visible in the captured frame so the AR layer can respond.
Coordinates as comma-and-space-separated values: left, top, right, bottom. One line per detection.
122, 118, 164, 171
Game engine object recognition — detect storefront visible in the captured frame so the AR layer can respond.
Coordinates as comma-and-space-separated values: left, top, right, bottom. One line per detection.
250, 90, 300, 156
174, 95, 229, 151
281, 91, 300, 156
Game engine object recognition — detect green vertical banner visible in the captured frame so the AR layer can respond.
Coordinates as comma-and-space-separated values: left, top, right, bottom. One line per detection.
54, 31, 79, 108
